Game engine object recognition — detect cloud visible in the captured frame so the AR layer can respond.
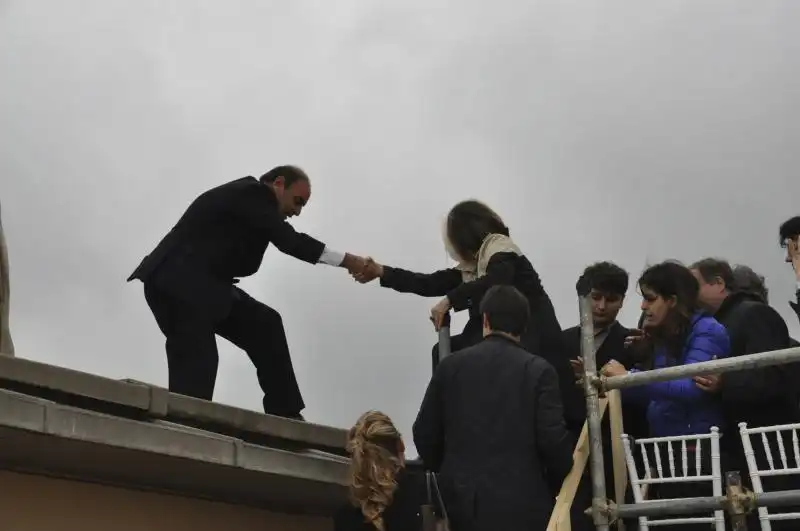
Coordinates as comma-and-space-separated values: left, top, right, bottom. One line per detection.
2, 0, 799, 455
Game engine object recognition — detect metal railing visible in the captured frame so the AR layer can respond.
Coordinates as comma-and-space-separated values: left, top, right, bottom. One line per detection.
577, 294, 800, 529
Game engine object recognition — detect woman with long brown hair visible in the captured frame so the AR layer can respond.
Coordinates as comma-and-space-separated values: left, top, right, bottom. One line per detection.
335, 411, 428, 531
352, 200, 579, 430
603, 260, 729, 436
602, 261, 730, 531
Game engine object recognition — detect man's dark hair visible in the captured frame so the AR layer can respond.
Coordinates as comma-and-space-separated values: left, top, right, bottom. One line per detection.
732, 264, 769, 304
259, 165, 309, 187
779, 216, 800, 246
446, 200, 509, 261
577, 261, 629, 297
479, 285, 530, 336
690, 257, 736, 291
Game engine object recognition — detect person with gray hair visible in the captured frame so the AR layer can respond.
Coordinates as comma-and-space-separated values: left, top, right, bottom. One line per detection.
732, 264, 769, 303
732, 264, 799, 347
0, 200, 13, 356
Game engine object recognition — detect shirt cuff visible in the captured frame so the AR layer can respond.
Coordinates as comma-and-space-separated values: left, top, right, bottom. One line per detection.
318, 247, 345, 267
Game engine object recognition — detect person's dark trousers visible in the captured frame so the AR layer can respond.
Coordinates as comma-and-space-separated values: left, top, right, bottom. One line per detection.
143, 282, 305, 417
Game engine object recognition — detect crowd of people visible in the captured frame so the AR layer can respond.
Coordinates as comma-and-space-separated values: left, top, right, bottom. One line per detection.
126, 166, 800, 531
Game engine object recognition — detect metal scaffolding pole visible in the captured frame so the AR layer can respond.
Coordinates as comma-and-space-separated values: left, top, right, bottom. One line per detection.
438, 312, 452, 361
598, 346, 800, 392
610, 489, 800, 520
580, 295, 610, 531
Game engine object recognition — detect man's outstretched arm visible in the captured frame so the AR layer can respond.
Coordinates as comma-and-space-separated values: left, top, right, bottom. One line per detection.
227, 180, 368, 272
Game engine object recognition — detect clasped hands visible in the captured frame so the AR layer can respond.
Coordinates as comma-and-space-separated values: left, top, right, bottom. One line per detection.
346, 255, 382, 284
345, 255, 451, 330
570, 357, 627, 385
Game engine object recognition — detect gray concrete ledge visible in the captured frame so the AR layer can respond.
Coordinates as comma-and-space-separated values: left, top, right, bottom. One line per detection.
0, 355, 150, 409
0, 356, 348, 454
0, 389, 348, 515
164, 389, 347, 453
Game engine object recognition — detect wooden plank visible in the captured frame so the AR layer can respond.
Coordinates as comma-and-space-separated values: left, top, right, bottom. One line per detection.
547, 397, 609, 531
607, 390, 627, 531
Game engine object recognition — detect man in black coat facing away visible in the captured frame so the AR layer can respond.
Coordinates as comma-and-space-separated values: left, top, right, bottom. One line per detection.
128, 166, 366, 419
413, 285, 574, 531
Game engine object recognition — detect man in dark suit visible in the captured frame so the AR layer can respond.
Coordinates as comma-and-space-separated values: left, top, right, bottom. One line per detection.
413, 285, 573, 531
128, 165, 366, 419
563, 262, 645, 531
563, 261, 640, 436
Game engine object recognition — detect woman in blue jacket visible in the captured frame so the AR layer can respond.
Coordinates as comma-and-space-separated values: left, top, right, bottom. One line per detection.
602, 261, 730, 530
603, 260, 730, 436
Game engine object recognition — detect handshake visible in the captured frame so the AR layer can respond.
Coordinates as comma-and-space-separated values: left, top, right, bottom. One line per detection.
341, 253, 452, 330
342, 254, 383, 284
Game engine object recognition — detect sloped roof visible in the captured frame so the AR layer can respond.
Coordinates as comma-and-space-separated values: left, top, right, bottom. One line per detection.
0, 355, 350, 516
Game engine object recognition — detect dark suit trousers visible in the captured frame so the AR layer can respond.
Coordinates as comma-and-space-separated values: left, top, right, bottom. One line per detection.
143, 282, 304, 416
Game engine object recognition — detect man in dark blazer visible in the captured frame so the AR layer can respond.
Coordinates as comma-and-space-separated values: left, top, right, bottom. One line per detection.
563, 262, 645, 531
413, 285, 573, 531
128, 165, 366, 419
562, 261, 639, 436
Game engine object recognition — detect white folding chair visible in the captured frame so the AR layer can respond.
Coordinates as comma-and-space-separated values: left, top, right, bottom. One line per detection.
621, 427, 724, 530
738, 422, 800, 530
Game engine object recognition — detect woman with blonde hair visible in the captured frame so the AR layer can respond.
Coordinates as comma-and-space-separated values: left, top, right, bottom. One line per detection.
335, 411, 428, 531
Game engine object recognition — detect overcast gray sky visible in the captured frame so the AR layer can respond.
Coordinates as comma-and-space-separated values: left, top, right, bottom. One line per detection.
2, 1, 799, 453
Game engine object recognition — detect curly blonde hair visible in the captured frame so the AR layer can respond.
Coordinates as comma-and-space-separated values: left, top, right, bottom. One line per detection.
346, 410, 403, 531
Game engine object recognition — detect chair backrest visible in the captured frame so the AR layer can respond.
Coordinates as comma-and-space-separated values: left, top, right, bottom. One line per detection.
738, 422, 800, 530
621, 427, 724, 531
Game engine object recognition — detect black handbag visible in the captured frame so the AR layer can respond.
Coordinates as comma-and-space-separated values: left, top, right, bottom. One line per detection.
420, 471, 450, 531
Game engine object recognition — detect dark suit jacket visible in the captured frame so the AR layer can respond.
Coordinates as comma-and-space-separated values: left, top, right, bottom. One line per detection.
413, 334, 574, 531
127, 176, 325, 320
560, 322, 646, 435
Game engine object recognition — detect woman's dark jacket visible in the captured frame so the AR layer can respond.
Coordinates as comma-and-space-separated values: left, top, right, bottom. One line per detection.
379, 251, 580, 428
